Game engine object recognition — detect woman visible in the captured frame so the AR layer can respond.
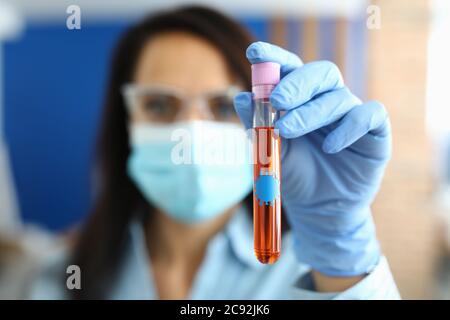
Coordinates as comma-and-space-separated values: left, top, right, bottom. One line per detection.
31, 6, 399, 299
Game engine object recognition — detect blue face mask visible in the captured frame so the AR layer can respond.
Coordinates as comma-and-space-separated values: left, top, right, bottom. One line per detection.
127, 121, 253, 224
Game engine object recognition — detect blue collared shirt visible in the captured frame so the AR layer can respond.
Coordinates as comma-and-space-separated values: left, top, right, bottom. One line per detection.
30, 207, 400, 299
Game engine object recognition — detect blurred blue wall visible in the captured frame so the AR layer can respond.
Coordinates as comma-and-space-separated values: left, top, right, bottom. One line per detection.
4, 21, 132, 230
3, 16, 365, 231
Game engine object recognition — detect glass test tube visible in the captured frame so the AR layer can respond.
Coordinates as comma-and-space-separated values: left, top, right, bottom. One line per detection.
251, 62, 282, 264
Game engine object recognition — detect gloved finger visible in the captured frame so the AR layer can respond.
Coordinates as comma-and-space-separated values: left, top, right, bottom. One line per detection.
233, 91, 253, 130
270, 60, 345, 111
275, 87, 361, 139
322, 101, 390, 154
246, 41, 303, 76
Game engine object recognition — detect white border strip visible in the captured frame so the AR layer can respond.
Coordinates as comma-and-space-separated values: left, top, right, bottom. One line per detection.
6, 0, 369, 21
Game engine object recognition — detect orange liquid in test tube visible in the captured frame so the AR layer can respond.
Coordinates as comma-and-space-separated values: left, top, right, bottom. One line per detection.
253, 126, 281, 264
251, 62, 282, 264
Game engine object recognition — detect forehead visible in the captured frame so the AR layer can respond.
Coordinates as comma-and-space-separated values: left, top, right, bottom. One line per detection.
133, 31, 233, 94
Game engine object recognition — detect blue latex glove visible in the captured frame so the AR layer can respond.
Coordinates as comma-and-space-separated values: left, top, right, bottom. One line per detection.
234, 42, 391, 276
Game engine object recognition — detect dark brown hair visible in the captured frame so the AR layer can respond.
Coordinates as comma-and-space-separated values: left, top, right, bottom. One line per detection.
71, 6, 255, 299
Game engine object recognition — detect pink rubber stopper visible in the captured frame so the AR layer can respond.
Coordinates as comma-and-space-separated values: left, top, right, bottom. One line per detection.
251, 62, 280, 86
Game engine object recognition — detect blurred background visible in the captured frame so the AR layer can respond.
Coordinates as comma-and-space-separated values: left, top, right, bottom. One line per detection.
1, 0, 450, 299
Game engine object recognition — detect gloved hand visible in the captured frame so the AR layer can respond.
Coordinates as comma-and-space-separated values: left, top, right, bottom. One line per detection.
234, 42, 391, 276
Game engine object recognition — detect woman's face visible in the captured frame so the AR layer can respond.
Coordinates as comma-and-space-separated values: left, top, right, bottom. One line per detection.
130, 31, 238, 124
126, 31, 252, 225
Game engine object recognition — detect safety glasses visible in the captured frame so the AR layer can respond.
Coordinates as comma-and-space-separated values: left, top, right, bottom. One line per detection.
122, 84, 242, 123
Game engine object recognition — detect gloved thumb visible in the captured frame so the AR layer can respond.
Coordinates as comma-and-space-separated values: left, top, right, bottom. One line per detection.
233, 92, 253, 130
